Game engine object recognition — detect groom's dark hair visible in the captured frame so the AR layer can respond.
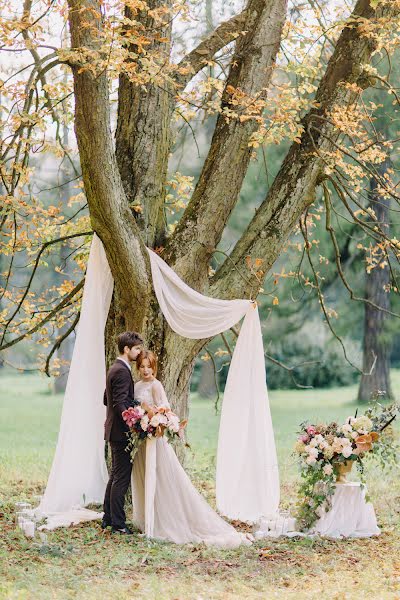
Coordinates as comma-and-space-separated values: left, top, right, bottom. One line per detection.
117, 331, 143, 354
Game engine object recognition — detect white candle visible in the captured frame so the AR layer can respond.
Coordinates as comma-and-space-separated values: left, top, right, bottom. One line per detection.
23, 520, 35, 538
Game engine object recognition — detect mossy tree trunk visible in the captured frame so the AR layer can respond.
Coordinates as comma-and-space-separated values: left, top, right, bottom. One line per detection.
358, 157, 394, 403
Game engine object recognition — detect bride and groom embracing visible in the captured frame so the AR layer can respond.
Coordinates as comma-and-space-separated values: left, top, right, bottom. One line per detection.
102, 330, 251, 548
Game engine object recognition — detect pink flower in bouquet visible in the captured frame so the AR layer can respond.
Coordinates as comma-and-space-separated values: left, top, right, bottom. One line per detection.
306, 426, 316, 436
300, 435, 309, 443
122, 407, 140, 428
131, 406, 145, 420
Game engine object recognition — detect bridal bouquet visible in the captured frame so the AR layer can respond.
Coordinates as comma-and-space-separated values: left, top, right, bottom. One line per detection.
122, 404, 187, 461
294, 403, 399, 530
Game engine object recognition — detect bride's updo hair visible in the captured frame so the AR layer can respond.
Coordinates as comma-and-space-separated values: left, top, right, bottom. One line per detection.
136, 350, 158, 376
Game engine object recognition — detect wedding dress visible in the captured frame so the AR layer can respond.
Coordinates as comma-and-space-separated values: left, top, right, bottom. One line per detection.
131, 379, 251, 548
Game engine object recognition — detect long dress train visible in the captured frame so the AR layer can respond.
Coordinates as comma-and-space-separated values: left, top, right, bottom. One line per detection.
131, 379, 250, 548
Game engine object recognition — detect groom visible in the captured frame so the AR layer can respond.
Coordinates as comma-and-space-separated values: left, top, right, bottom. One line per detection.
102, 331, 143, 534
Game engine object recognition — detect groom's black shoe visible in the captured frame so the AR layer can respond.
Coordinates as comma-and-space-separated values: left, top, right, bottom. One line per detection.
111, 526, 133, 535
101, 518, 112, 529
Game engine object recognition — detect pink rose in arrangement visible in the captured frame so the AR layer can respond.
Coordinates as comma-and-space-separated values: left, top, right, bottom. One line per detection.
306, 426, 317, 435
122, 406, 145, 428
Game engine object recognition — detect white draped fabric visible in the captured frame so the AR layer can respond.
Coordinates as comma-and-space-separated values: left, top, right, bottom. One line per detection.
148, 249, 280, 521
144, 437, 157, 537
38, 235, 279, 526
313, 483, 380, 538
254, 483, 380, 539
38, 235, 113, 518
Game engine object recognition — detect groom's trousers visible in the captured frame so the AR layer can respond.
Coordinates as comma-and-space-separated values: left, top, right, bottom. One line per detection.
103, 441, 132, 529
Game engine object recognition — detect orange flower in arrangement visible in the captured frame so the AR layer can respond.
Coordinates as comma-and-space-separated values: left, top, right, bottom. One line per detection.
155, 425, 166, 438
355, 431, 379, 453
141, 403, 154, 420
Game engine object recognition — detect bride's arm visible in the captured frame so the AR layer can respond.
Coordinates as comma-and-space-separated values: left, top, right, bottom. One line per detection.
151, 380, 170, 408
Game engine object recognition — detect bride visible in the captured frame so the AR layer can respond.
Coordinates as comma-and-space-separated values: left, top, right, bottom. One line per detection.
131, 350, 251, 548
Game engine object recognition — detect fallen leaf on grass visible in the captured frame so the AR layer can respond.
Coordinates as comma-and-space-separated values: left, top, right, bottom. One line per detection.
259, 547, 272, 559
229, 520, 253, 533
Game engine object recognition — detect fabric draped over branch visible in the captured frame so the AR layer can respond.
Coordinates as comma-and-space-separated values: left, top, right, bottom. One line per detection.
39, 235, 279, 525
148, 248, 280, 521
39, 235, 113, 516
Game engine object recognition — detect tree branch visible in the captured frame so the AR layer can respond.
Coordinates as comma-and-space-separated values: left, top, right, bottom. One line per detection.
323, 181, 400, 318
45, 311, 80, 377
165, 0, 288, 288
175, 9, 247, 90
0, 279, 84, 352
211, 0, 400, 300
0, 231, 92, 346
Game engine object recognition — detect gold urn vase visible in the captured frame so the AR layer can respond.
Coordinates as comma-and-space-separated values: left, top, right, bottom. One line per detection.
335, 460, 354, 483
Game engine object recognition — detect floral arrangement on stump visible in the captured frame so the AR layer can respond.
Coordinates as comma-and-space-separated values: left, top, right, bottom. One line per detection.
294, 403, 399, 531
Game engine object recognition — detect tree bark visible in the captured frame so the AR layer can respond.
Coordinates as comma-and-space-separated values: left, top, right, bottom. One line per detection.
115, 1, 172, 248
67, 0, 151, 332
358, 157, 394, 402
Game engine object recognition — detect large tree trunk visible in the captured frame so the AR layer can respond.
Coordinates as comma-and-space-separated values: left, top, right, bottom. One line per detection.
66, 0, 400, 423
358, 157, 394, 402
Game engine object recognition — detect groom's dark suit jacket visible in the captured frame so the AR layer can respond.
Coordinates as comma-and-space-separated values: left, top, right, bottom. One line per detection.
103, 359, 138, 442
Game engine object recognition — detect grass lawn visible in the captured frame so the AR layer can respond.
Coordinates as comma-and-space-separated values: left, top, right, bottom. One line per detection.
0, 368, 399, 599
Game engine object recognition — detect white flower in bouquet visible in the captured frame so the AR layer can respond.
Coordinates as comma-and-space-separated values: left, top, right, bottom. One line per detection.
353, 416, 372, 434
167, 415, 180, 433
140, 415, 149, 431
323, 445, 334, 459
306, 446, 319, 458
309, 438, 319, 448
332, 437, 343, 453
158, 413, 169, 426
351, 431, 358, 439
341, 445, 353, 458
150, 413, 167, 427
341, 424, 353, 437
322, 464, 333, 476
306, 456, 317, 465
